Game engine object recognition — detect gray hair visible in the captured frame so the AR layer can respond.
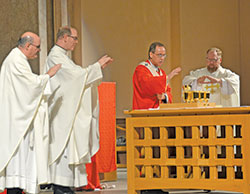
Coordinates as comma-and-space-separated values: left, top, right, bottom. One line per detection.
17, 36, 34, 48
207, 47, 223, 58
56, 26, 72, 41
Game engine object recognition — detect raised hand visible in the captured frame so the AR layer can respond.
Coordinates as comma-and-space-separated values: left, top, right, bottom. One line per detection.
197, 76, 208, 84
47, 64, 62, 78
197, 75, 222, 85
98, 55, 114, 69
168, 67, 181, 80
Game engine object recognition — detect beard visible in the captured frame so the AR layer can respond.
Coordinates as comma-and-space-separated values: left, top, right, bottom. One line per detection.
207, 64, 218, 73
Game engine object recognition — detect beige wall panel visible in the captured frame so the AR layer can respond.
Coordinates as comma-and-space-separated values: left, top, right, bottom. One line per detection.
70, 0, 249, 116
239, 0, 250, 105
53, 0, 62, 42
169, 0, 182, 102
70, 0, 83, 66
0, 0, 39, 74
180, 0, 240, 85
47, 0, 54, 51
79, 0, 171, 117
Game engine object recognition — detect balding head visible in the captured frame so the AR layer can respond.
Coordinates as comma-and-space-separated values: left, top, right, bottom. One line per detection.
18, 32, 41, 59
18, 32, 39, 48
21, 32, 39, 40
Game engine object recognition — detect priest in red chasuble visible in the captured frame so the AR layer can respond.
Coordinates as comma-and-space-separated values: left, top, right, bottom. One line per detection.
133, 42, 181, 110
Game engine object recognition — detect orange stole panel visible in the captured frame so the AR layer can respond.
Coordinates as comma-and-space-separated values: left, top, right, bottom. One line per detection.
84, 82, 116, 190
96, 82, 117, 173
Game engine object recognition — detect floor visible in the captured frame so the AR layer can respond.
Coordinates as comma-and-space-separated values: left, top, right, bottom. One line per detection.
80, 168, 127, 194
76, 168, 243, 194
42, 168, 243, 194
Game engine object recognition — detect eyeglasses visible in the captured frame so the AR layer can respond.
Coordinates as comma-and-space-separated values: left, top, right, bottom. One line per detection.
30, 44, 40, 49
154, 53, 167, 58
68, 35, 78, 41
206, 57, 219, 62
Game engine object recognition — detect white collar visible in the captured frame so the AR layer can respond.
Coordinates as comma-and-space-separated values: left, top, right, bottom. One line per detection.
148, 60, 159, 71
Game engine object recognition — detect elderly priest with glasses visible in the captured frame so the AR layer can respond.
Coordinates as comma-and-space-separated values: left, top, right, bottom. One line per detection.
0, 32, 61, 194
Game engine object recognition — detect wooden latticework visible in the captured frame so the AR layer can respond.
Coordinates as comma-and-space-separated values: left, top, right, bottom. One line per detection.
125, 107, 250, 194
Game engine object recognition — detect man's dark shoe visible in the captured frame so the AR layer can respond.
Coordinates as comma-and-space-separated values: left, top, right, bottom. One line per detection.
40, 184, 52, 191
53, 184, 75, 194
7, 188, 23, 194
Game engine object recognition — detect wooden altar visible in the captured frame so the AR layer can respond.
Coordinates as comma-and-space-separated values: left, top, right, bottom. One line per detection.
125, 106, 250, 194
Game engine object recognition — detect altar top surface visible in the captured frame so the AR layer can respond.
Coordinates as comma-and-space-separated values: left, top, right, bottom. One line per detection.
124, 106, 250, 117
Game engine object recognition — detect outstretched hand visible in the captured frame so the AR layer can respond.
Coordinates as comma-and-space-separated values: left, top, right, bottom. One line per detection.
47, 64, 62, 78
168, 67, 181, 80
197, 75, 222, 84
197, 76, 207, 84
205, 76, 222, 84
98, 55, 113, 69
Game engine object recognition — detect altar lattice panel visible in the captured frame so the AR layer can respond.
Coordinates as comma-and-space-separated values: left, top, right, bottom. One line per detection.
126, 111, 250, 194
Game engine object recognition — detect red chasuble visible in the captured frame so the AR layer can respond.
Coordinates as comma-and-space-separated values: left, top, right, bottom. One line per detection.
133, 60, 172, 110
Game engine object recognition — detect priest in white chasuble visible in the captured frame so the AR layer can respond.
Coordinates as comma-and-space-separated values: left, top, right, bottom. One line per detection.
45, 26, 113, 194
0, 32, 61, 194
183, 47, 240, 107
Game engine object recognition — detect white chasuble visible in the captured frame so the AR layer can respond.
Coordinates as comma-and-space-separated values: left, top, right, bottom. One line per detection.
183, 66, 240, 107
45, 45, 102, 187
0, 48, 50, 193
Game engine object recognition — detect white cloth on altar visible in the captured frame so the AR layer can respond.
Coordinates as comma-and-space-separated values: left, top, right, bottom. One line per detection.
45, 45, 102, 187
0, 48, 50, 193
182, 65, 240, 107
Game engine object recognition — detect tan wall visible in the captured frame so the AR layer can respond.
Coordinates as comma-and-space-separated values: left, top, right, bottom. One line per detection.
179, 0, 240, 103
0, 0, 39, 74
1, 0, 249, 117
180, 0, 249, 106
69, 0, 250, 118
180, 0, 240, 78
239, 0, 250, 106
71, 0, 250, 118
71, 0, 172, 118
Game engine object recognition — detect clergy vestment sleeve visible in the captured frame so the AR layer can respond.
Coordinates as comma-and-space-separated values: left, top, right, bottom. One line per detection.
12, 58, 50, 92
134, 65, 167, 97
221, 79, 234, 95
46, 50, 102, 86
221, 71, 240, 95
46, 53, 85, 77
85, 62, 103, 86
189, 80, 203, 91
182, 69, 200, 87
183, 68, 207, 91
